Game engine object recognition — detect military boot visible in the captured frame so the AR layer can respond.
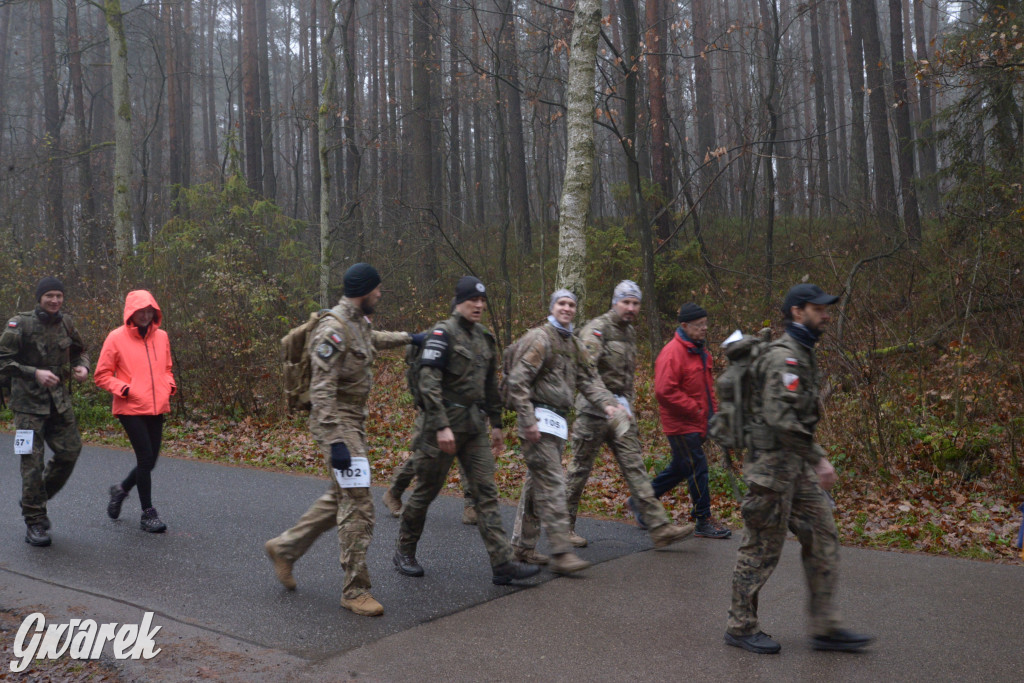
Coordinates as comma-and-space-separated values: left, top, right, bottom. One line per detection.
393, 551, 425, 577
567, 527, 588, 548
492, 561, 541, 585
461, 505, 478, 525
108, 484, 128, 519
649, 522, 695, 548
382, 489, 403, 518
264, 540, 296, 590
550, 552, 591, 575
513, 547, 550, 565
140, 508, 167, 533
25, 522, 51, 547
341, 593, 384, 617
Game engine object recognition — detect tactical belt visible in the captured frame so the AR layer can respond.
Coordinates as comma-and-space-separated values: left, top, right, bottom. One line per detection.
442, 398, 485, 411
533, 402, 568, 418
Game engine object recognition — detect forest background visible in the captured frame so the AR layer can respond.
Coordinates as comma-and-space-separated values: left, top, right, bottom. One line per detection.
0, 0, 1021, 561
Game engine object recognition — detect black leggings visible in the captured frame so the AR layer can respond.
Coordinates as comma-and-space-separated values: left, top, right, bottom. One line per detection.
117, 414, 165, 510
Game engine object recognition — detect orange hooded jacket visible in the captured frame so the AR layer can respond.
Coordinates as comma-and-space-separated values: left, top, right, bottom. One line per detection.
94, 290, 176, 416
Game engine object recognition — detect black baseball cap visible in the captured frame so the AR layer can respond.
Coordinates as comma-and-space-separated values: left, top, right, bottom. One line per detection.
782, 283, 839, 315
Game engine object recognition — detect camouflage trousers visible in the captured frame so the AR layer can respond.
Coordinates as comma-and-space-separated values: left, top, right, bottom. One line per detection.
398, 429, 513, 566
16, 409, 82, 524
267, 421, 375, 600
566, 412, 670, 533
727, 462, 842, 636
389, 454, 475, 508
511, 433, 573, 556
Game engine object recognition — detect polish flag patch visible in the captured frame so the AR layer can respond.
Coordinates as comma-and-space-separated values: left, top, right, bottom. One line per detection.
592, 330, 602, 337
433, 330, 445, 336
330, 333, 343, 345
783, 372, 800, 391
7, 320, 17, 328
785, 357, 798, 366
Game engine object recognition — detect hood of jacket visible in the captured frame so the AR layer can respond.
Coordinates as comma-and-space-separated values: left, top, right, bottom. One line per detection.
123, 290, 163, 328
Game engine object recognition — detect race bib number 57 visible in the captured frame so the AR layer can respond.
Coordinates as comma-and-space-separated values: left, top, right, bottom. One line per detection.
14, 430, 34, 455
534, 407, 568, 440
333, 456, 371, 488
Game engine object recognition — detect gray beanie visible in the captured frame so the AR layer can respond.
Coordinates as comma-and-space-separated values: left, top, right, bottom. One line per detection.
612, 280, 642, 305
549, 288, 578, 311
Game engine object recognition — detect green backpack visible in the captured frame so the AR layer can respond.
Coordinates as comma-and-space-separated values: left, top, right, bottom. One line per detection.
708, 330, 771, 453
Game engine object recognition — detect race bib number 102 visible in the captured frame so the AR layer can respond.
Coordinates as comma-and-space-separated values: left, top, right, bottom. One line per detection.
534, 407, 568, 440
14, 430, 34, 455
333, 456, 371, 488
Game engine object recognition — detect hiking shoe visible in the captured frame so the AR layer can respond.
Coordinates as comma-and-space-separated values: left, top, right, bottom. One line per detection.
492, 561, 542, 585
341, 593, 384, 617
265, 540, 296, 590
650, 522, 695, 548
568, 529, 588, 548
550, 552, 591, 575
513, 548, 550, 565
811, 628, 874, 652
725, 631, 781, 654
108, 485, 128, 519
25, 522, 51, 547
695, 517, 732, 539
382, 489, 402, 518
462, 506, 478, 525
627, 497, 648, 530
393, 551, 425, 577
140, 508, 167, 533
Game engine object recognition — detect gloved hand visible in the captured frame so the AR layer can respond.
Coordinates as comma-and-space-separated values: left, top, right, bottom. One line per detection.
330, 442, 352, 471
409, 332, 427, 346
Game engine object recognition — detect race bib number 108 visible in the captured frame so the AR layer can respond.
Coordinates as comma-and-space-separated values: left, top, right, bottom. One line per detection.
333, 456, 371, 488
14, 430, 34, 455
534, 407, 568, 440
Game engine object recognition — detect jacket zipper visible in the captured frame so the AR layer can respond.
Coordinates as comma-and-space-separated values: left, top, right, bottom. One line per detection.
143, 336, 157, 413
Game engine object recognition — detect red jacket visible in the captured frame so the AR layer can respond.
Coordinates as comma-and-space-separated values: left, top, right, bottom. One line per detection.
94, 290, 176, 416
654, 329, 718, 436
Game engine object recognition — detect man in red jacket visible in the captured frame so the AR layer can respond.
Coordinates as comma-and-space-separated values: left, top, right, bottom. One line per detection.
650, 302, 731, 539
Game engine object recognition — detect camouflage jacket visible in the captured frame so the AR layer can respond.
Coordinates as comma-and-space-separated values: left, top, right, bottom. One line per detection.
506, 322, 616, 430
0, 309, 89, 415
574, 308, 637, 417
307, 297, 409, 443
744, 332, 826, 491
418, 313, 502, 435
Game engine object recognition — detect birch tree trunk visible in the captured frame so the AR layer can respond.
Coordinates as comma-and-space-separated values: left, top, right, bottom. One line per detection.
105, 0, 133, 263
556, 0, 601, 302
319, 0, 341, 307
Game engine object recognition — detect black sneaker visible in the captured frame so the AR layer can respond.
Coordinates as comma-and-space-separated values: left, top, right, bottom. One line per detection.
724, 631, 781, 654
25, 522, 52, 547
695, 517, 732, 539
627, 497, 648, 530
140, 508, 167, 533
492, 561, 541, 585
393, 551, 425, 577
108, 485, 128, 519
811, 628, 874, 652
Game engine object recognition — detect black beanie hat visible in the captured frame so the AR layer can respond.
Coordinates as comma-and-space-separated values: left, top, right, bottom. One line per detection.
677, 302, 708, 323
343, 263, 382, 298
35, 277, 65, 301
454, 276, 487, 306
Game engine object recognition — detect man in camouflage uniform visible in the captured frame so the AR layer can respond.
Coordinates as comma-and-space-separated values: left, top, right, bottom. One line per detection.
264, 263, 417, 617
725, 284, 873, 654
507, 289, 624, 574
0, 277, 90, 547
565, 281, 694, 549
392, 276, 539, 585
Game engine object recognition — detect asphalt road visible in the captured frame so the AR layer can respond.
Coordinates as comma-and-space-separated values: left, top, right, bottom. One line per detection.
1, 435, 1022, 681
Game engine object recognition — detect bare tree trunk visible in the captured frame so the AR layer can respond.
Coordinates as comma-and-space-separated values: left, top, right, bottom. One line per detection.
166, 0, 182, 208
105, 0, 133, 264
341, 0, 362, 258
0, 3, 10, 165
646, 0, 673, 240
411, 0, 438, 283
448, 0, 462, 229
496, 0, 532, 253
759, 0, 781, 299
319, 0, 342, 306
810, 0, 832, 215
839, 0, 869, 209
308, 0, 321, 219
39, 0, 66, 256
556, 0, 601, 302
692, 0, 719, 211
912, 0, 938, 213
68, 0, 98, 264
242, 0, 262, 192
257, 0, 276, 199
888, 0, 921, 243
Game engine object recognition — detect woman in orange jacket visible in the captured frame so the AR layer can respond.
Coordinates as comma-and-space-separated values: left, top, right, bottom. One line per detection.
94, 290, 176, 533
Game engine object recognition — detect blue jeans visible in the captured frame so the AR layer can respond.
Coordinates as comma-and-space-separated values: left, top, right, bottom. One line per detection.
651, 433, 710, 520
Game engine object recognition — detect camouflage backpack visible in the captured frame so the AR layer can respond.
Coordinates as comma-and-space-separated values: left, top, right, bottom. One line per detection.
498, 326, 553, 410
708, 330, 771, 453
280, 309, 345, 413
